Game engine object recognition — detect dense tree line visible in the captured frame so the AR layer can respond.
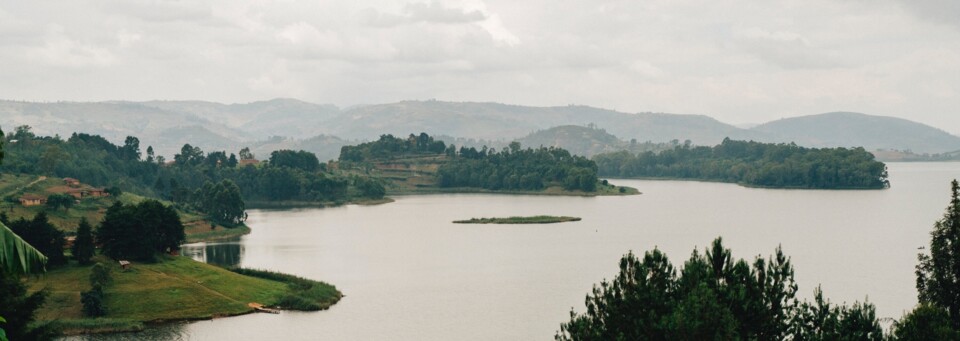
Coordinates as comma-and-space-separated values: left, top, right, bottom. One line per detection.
0, 126, 384, 215
193, 180, 246, 225
339, 133, 447, 162
97, 200, 185, 262
593, 138, 890, 189
2, 212, 66, 267
557, 238, 884, 340
437, 142, 599, 192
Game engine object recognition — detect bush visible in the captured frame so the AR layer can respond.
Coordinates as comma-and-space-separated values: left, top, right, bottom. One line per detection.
89, 263, 112, 288
81, 287, 107, 317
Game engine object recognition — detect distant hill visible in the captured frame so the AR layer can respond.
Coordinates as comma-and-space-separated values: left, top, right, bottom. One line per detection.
327, 101, 758, 145
247, 134, 355, 162
0, 100, 250, 157
138, 98, 341, 139
752, 112, 960, 153
4, 99, 960, 158
515, 125, 674, 158
518, 125, 623, 157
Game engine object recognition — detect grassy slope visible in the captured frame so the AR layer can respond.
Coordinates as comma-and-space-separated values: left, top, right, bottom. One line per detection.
28, 255, 340, 334
0, 174, 248, 241
29, 256, 288, 322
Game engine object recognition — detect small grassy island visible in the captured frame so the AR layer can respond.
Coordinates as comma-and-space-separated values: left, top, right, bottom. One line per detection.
454, 216, 582, 224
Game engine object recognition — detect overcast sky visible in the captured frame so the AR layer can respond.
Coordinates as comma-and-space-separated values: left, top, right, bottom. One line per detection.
0, 0, 958, 132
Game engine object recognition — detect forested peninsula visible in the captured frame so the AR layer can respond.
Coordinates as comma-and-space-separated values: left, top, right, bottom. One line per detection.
339, 133, 637, 195
593, 138, 889, 189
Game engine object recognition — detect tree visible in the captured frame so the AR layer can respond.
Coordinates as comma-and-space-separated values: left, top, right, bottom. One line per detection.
0, 125, 4, 164
917, 179, 960, 328
0, 271, 54, 341
145, 146, 155, 163
194, 180, 246, 225
97, 200, 185, 261
82, 263, 111, 318
38, 145, 66, 175
45, 193, 74, 211
893, 304, 959, 340
239, 147, 255, 160
121, 136, 141, 161
557, 238, 883, 340
8, 213, 66, 267
72, 218, 95, 265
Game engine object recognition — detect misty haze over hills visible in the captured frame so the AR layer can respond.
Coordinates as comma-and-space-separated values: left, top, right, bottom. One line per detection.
2, 99, 959, 160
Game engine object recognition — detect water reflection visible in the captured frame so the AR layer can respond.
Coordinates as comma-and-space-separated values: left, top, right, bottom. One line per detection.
181, 239, 244, 268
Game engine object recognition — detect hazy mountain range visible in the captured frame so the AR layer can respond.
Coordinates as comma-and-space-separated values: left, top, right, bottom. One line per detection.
1, 99, 958, 161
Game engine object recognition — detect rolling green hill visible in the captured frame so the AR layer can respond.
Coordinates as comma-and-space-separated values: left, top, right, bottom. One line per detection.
326, 101, 759, 144
752, 112, 960, 153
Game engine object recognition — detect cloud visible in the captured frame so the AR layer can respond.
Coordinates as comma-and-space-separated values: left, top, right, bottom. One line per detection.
896, 0, 960, 28
28, 26, 116, 68
405, 1, 487, 24
362, 1, 487, 27
0, 0, 959, 133
734, 27, 848, 69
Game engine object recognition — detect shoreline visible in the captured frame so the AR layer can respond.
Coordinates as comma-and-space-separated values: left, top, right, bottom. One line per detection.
601, 176, 887, 190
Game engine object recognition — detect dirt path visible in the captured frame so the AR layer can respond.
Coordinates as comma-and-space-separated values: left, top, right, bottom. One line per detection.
2, 175, 46, 197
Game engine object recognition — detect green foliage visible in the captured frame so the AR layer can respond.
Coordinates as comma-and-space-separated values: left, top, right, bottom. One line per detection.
437, 142, 599, 192
339, 133, 446, 162
0, 271, 54, 341
916, 179, 960, 328
82, 262, 112, 318
0, 221, 48, 274
229, 268, 342, 311
893, 304, 959, 340
7, 212, 66, 267
96, 200, 185, 261
353, 176, 385, 199
81, 287, 107, 317
269, 149, 321, 172
72, 218, 95, 265
593, 138, 890, 189
89, 262, 112, 288
193, 180, 246, 225
44, 193, 74, 211
556, 238, 884, 340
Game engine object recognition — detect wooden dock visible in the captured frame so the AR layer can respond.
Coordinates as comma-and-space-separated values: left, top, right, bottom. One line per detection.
248, 302, 281, 314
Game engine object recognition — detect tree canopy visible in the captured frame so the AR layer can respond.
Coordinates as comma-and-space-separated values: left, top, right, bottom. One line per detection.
437, 143, 599, 192
593, 138, 889, 189
339, 133, 447, 162
5, 213, 66, 267
557, 238, 883, 340
97, 200, 185, 262
916, 179, 960, 328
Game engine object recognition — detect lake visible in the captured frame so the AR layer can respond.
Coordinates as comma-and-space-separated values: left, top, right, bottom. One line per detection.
73, 162, 960, 340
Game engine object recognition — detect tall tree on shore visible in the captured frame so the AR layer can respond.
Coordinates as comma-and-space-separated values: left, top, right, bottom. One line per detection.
72, 218, 95, 265
917, 179, 960, 327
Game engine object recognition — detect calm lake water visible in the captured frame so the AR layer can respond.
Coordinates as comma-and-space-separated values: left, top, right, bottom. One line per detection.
73, 162, 960, 340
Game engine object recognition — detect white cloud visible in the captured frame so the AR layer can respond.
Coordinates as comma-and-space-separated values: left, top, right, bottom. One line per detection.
0, 0, 958, 132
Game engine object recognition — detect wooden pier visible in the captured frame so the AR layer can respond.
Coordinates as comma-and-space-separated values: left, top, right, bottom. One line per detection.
248, 302, 281, 314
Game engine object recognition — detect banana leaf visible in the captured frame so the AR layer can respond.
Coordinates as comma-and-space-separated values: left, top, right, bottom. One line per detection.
0, 221, 47, 274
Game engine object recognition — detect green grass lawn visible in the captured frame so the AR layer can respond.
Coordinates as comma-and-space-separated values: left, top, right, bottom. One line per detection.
27, 255, 341, 334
